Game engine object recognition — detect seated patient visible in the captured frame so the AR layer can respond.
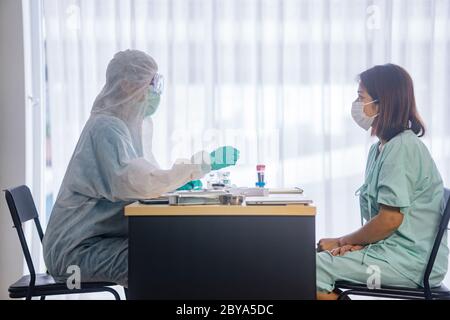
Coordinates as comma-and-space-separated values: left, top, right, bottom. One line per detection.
316, 63, 448, 300
43, 50, 239, 287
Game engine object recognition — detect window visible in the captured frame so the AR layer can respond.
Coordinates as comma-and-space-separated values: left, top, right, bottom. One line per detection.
33, 1, 450, 286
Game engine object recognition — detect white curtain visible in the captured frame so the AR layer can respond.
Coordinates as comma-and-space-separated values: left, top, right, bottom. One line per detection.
42, 0, 450, 282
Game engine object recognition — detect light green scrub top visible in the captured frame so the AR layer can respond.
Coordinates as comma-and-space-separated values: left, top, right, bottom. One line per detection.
359, 129, 448, 286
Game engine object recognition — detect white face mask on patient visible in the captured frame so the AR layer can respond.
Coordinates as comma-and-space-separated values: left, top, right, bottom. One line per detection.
351, 100, 379, 131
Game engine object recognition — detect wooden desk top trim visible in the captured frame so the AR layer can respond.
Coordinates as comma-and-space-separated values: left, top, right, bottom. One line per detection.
125, 202, 316, 216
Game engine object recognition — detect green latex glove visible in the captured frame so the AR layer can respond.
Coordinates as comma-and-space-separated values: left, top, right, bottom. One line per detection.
177, 180, 203, 191
210, 146, 240, 171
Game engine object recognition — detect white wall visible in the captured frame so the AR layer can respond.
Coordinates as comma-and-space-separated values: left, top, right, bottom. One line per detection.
0, 0, 27, 300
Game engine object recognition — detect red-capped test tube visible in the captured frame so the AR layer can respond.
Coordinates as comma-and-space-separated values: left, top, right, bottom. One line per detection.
256, 164, 266, 188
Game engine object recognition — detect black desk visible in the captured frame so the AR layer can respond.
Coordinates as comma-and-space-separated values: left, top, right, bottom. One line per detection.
126, 204, 316, 300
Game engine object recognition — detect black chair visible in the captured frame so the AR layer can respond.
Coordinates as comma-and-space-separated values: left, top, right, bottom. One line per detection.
335, 188, 450, 300
4, 185, 124, 300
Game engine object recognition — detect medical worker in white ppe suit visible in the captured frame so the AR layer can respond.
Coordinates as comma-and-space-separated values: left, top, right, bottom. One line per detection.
43, 50, 240, 287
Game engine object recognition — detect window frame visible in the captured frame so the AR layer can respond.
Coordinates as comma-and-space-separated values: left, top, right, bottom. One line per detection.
22, 0, 47, 273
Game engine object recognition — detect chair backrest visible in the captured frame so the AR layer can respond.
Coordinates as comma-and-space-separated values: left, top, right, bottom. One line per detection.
423, 188, 450, 298
4, 185, 45, 278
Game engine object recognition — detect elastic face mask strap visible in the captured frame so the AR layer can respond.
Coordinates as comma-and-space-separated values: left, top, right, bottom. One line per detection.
363, 100, 379, 118
363, 99, 378, 106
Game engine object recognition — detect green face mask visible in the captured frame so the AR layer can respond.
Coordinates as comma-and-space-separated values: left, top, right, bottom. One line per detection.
144, 88, 161, 118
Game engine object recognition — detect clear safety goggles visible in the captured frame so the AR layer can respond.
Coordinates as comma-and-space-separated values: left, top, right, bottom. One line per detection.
150, 73, 164, 95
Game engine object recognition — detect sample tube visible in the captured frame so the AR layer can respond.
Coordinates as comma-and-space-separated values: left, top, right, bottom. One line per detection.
256, 164, 266, 188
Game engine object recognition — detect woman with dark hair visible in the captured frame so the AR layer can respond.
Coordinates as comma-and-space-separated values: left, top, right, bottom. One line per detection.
316, 64, 448, 300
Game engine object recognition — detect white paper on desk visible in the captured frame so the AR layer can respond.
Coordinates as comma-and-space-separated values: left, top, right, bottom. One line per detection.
245, 194, 313, 205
